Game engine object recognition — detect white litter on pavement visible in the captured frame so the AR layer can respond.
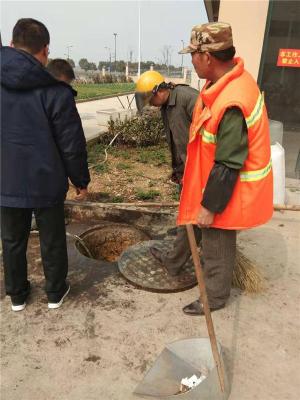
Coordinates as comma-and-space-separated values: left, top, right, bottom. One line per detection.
179, 373, 207, 393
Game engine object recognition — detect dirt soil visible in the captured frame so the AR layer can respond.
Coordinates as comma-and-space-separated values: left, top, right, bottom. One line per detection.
79, 226, 149, 262
66, 144, 179, 203
1, 211, 300, 400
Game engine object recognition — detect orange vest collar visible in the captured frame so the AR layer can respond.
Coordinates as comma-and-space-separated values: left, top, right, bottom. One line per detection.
201, 57, 244, 107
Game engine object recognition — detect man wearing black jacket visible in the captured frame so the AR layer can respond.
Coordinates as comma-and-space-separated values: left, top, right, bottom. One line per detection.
0, 18, 90, 311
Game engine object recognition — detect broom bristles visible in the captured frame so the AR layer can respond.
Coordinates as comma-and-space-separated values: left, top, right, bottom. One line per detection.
232, 248, 265, 293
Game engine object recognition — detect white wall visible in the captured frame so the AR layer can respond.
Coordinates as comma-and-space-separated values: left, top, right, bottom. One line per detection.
218, 0, 269, 80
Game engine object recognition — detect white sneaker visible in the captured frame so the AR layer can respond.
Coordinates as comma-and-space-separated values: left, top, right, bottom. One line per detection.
11, 303, 26, 312
48, 285, 70, 309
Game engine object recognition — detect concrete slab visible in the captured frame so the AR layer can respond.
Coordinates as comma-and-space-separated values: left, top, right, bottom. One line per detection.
77, 94, 136, 143
1, 210, 299, 400
286, 178, 300, 205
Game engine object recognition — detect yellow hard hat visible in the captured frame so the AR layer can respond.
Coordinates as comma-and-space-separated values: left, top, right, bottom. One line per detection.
136, 70, 165, 93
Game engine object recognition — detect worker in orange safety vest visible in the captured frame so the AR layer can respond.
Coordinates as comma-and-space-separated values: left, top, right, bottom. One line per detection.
178, 22, 273, 315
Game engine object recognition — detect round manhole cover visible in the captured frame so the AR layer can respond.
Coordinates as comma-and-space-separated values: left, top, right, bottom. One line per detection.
118, 240, 197, 293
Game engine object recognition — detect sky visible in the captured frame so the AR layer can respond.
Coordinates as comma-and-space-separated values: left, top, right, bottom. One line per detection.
1, 0, 208, 67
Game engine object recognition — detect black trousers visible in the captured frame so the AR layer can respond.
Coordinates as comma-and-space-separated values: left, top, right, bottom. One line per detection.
1, 203, 68, 303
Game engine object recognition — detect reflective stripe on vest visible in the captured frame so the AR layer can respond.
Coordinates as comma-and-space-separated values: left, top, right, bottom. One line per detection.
246, 92, 264, 128
201, 128, 217, 144
240, 159, 272, 182
203, 92, 265, 143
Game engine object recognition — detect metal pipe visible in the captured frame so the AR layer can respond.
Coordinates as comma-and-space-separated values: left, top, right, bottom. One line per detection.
66, 232, 93, 259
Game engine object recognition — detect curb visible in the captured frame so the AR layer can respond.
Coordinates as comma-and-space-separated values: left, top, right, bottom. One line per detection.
76, 91, 135, 103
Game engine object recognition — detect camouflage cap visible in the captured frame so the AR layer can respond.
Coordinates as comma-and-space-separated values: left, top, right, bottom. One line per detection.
179, 22, 233, 54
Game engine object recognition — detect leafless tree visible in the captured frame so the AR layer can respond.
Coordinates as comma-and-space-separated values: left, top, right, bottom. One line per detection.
161, 45, 172, 66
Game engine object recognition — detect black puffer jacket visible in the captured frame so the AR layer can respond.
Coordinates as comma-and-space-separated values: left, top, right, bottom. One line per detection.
1, 47, 90, 208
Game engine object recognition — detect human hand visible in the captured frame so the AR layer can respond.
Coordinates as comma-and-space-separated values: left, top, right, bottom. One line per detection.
169, 171, 181, 185
74, 187, 88, 201
197, 206, 214, 228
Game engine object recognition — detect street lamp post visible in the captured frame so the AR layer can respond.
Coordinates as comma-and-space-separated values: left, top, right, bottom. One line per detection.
181, 40, 184, 76
105, 46, 112, 72
138, 1, 141, 77
66, 45, 73, 60
113, 33, 117, 73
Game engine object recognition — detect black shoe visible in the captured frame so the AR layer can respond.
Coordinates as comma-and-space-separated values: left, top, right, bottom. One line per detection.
182, 299, 225, 316
11, 301, 26, 312
11, 281, 31, 312
48, 284, 70, 309
149, 247, 181, 277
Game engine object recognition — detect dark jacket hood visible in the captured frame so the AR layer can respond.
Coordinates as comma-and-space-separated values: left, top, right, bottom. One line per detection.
1, 47, 76, 95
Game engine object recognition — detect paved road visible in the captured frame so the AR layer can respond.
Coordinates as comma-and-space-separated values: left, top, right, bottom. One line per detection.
76, 94, 136, 142
1, 210, 300, 400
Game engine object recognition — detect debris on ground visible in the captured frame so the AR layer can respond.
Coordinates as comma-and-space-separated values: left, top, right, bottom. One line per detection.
178, 371, 208, 394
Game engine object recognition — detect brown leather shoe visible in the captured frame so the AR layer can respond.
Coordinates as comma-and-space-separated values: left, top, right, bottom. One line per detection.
149, 247, 181, 277
182, 299, 225, 316
149, 246, 164, 263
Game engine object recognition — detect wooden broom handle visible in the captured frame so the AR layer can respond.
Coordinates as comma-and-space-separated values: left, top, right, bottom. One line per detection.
186, 224, 225, 393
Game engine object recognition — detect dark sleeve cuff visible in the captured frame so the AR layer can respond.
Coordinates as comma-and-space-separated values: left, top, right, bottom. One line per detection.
201, 163, 239, 213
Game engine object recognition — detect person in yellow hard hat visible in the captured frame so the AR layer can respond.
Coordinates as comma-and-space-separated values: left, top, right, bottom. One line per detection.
135, 70, 165, 112
135, 70, 202, 277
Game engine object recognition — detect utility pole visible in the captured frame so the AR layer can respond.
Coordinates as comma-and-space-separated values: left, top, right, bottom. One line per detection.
105, 46, 112, 72
181, 40, 184, 76
66, 45, 73, 60
166, 46, 170, 76
138, 1, 141, 77
113, 33, 117, 73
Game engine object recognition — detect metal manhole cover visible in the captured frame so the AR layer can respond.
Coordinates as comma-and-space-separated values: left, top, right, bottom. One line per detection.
118, 240, 197, 293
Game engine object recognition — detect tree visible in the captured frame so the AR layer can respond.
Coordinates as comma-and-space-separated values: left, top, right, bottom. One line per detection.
66, 58, 75, 68
89, 62, 97, 71
116, 60, 126, 73
79, 58, 89, 71
161, 45, 172, 66
98, 61, 110, 71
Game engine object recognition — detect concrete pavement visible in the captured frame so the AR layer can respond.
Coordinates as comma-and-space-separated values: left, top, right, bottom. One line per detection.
76, 94, 136, 142
1, 209, 299, 400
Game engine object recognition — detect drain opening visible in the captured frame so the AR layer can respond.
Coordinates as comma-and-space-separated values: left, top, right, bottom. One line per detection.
75, 224, 149, 262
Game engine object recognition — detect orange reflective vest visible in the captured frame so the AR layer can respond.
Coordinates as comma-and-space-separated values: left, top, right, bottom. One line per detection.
177, 58, 273, 230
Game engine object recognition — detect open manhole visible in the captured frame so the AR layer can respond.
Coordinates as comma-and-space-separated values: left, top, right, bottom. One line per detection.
75, 223, 149, 262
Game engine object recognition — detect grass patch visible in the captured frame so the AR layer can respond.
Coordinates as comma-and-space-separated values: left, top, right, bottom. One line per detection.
88, 142, 106, 164
136, 189, 161, 200
110, 195, 124, 203
136, 146, 168, 165
94, 163, 109, 174
116, 162, 132, 170
110, 147, 131, 159
171, 186, 181, 201
74, 83, 135, 100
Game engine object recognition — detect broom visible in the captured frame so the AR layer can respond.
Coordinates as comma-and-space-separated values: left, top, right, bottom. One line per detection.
197, 246, 265, 293
233, 248, 265, 293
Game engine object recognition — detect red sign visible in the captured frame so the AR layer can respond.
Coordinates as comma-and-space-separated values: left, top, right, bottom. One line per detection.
277, 49, 300, 67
